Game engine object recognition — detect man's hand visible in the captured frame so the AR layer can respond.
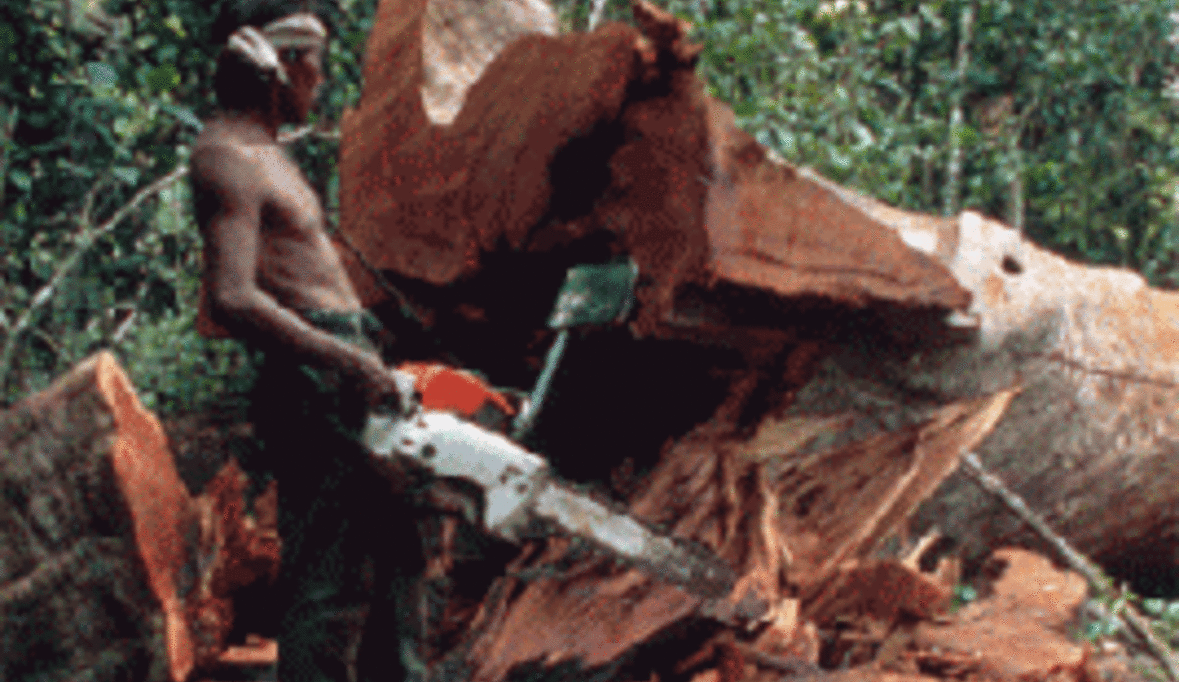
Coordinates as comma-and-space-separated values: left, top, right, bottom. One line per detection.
359, 357, 417, 415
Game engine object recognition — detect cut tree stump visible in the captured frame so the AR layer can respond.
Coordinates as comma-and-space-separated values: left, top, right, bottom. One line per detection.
0, 351, 197, 682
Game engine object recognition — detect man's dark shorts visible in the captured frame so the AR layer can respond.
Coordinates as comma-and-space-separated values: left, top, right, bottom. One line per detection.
246, 310, 424, 682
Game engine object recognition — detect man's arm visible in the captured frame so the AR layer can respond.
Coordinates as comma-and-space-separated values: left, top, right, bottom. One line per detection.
193, 145, 406, 407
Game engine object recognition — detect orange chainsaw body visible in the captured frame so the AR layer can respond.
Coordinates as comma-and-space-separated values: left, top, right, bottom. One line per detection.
396, 362, 515, 422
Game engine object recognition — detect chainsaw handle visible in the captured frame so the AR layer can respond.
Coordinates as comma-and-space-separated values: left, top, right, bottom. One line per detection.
368, 367, 419, 418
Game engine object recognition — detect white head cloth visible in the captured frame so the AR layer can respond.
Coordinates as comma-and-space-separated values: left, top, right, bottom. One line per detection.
226, 12, 327, 86
261, 13, 328, 49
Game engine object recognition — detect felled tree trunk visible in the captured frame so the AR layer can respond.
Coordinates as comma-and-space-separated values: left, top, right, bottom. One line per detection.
337, 0, 967, 350
0, 351, 196, 682
335, 0, 1026, 679
330, 0, 1179, 675
785, 181, 1179, 589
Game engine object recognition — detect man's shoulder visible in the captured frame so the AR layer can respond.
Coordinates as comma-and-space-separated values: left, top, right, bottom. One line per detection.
190, 129, 275, 223
192, 136, 294, 210
193, 132, 268, 178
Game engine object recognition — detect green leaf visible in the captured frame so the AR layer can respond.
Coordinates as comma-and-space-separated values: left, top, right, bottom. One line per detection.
1142, 598, 1166, 616
163, 15, 187, 39
145, 64, 181, 93
952, 125, 979, 147
113, 117, 133, 138
86, 62, 119, 89
160, 103, 204, 131
8, 170, 31, 192
829, 148, 852, 172
733, 100, 759, 117
897, 15, 920, 40
1083, 620, 1104, 640
1165, 602, 1179, 622
55, 158, 96, 178
113, 167, 140, 186
954, 584, 977, 603
918, 4, 945, 30
0, 23, 16, 51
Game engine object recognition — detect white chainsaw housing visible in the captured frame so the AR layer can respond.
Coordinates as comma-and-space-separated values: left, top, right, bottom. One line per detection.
363, 409, 740, 599
363, 410, 549, 539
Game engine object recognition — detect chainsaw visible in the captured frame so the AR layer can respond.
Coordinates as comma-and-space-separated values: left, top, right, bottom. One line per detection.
363, 261, 739, 601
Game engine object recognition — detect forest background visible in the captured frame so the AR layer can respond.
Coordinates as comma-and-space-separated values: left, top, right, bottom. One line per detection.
0, 0, 1177, 415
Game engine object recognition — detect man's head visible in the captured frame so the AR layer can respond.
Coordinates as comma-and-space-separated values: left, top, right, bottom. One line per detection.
212, 0, 333, 122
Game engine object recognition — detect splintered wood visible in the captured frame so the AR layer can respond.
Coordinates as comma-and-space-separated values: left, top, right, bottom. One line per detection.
0, 355, 1099, 682
451, 388, 1019, 681
186, 459, 281, 671
912, 549, 1090, 680
779, 391, 1017, 587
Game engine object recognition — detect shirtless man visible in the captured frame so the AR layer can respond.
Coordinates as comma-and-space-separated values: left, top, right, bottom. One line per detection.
191, 3, 421, 681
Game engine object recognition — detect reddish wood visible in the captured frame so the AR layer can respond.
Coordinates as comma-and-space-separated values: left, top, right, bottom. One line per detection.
338, 0, 969, 336
186, 459, 281, 670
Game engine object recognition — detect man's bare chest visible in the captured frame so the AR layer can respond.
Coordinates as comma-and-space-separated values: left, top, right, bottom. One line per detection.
258, 155, 326, 239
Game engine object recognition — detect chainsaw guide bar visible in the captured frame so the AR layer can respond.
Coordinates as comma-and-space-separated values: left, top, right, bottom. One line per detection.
363, 410, 737, 600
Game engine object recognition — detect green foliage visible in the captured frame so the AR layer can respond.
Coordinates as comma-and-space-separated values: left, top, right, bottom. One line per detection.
1140, 596, 1179, 649
0, 0, 377, 412
1080, 591, 1129, 642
